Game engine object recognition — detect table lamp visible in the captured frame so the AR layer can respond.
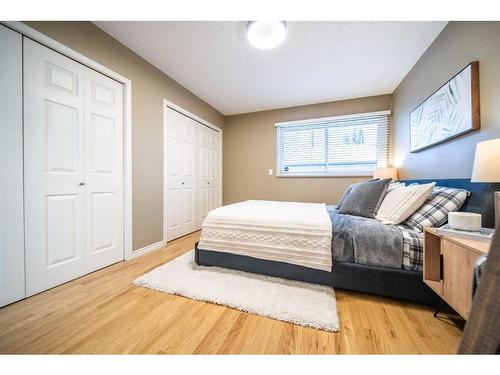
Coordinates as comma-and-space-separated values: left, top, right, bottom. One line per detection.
471, 138, 500, 226
373, 167, 399, 181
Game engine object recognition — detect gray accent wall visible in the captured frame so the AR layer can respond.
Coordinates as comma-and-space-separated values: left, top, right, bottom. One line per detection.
392, 21, 500, 179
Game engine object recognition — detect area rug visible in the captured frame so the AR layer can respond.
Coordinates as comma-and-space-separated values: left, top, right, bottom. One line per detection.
133, 250, 339, 332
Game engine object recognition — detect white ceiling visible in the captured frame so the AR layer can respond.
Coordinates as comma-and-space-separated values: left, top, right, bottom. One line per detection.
93, 21, 447, 116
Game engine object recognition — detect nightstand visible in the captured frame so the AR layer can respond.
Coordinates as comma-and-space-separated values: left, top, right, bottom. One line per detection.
423, 227, 490, 319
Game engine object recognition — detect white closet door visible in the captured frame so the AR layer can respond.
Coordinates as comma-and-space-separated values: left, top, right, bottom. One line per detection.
197, 124, 220, 227
84, 68, 124, 273
0, 25, 25, 307
24, 39, 125, 295
165, 108, 197, 240
24, 38, 86, 296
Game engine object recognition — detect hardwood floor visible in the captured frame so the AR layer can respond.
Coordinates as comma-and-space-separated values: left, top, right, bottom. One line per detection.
0, 231, 463, 354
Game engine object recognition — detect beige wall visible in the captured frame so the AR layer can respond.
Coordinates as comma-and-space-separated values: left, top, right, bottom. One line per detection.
392, 21, 500, 179
223, 95, 392, 205
24, 22, 225, 251
24, 21, 500, 249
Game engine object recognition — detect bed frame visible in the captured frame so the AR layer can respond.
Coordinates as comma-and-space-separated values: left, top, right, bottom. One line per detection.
195, 179, 499, 305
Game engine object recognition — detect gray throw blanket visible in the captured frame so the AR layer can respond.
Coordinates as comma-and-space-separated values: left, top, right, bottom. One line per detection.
327, 207, 404, 269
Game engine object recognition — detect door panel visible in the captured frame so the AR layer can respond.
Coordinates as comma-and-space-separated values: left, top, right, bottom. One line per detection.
45, 62, 79, 96
90, 113, 115, 174
46, 100, 80, 172
91, 192, 115, 253
24, 38, 86, 296
183, 188, 194, 225
165, 108, 197, 240
167, 189, 180, 232
197, 124, 220, 227
208, 132, 219, 212
0, 25, 25, 307
46, 195, 79, 267
84, 68, 123, 273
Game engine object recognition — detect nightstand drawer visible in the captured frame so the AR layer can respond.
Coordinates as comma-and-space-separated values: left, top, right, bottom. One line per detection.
442, 239, 479, 319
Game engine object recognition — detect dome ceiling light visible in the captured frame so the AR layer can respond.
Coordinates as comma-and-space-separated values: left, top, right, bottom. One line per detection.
246, 21, 287, 50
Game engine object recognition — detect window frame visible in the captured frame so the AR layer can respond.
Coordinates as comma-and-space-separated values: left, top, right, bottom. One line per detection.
275, 110, 391, 178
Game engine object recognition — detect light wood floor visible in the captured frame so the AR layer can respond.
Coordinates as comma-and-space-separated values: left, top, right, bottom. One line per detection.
0, 231, 463, 354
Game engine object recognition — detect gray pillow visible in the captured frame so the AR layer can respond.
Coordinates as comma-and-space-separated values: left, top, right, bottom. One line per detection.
337, 185, 355, 208
339, 178, 391, 218
337, 178, 379, 208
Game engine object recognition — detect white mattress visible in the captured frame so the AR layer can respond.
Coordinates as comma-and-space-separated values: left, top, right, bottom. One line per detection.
198, 200, 333, 271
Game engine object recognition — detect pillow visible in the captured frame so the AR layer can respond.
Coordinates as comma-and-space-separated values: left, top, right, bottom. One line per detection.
337, 185, 355, 208
403, 186, 469, 232
337, 178, 379, 208
375, 182, 436, 224
387, 181, 406, 193
339, 178, 391, 218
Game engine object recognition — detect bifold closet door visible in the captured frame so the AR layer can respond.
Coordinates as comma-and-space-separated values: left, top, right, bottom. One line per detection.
165, 108, 197, 240
84, 68, 124, 273
0, 25, 25, 307
24, 38, 86, 296
197, 124, 220, 227
24, 38, 124, 296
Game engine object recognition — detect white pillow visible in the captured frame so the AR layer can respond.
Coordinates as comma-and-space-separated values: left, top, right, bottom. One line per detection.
376, 182, 436, 224
387, 182, 406, 193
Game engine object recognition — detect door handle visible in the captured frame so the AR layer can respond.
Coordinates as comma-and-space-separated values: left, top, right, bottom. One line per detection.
182, 182, 185, 185
79, 182, 85, 186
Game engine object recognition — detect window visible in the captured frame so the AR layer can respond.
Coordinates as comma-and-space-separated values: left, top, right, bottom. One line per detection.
276, 111, 390, 176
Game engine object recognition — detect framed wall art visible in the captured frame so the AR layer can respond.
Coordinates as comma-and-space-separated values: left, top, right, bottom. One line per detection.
410, 61, 480, 153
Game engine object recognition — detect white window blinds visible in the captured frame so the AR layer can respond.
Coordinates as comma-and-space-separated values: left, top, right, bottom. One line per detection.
276, 111, 390, 176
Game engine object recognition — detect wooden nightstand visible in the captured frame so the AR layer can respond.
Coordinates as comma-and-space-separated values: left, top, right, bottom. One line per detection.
423, 227, 490, 319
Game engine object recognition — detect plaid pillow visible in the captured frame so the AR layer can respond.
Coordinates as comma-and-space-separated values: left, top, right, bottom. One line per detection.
403, 186, 469, 232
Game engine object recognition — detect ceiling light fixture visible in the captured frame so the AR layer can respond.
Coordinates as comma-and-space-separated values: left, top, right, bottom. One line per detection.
247, 21, 287, 50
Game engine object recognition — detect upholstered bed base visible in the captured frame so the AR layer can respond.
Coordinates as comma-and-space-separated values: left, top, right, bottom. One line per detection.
195, 242, 440, 305
195, 179, 500, 306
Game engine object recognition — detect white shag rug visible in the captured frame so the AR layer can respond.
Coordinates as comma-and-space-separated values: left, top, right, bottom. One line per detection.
133, 250, 340, 332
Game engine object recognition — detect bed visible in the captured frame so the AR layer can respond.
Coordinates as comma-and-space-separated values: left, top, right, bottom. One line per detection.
195, 179, 499, 305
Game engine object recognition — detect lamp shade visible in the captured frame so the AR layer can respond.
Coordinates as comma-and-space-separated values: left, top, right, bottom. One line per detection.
471, 138, 500, 182
373, 167, 398, 181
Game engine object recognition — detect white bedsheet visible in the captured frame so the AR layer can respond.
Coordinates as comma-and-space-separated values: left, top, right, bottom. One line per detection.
198, 200, 333, 271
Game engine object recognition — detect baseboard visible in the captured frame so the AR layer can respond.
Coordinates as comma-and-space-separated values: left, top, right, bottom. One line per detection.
131, 240, 167, 259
